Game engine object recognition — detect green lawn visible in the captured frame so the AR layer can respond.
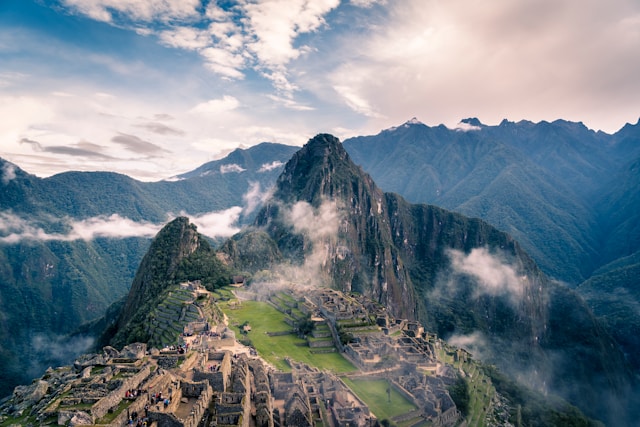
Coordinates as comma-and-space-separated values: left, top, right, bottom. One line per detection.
221, 300, 355, 373
342, 378, 417, 420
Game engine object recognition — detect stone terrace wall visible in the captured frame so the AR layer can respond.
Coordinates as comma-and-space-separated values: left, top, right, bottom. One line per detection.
91, 365, 151, 420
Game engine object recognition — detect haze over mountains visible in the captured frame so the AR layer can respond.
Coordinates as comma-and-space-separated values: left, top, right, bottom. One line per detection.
0, 118, 639, 425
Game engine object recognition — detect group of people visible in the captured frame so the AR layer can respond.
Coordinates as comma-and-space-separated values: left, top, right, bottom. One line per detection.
124, 388, 144, 399
126, 407, 149, 426
150, 392, 171, 409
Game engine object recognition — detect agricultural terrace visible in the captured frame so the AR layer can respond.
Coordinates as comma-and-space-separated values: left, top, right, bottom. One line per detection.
219, 299, 356, 373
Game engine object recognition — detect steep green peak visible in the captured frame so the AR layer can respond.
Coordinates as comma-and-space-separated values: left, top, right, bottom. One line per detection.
116, 216, 201, 330
274, 133, 372, 205
294, 133, 347, 162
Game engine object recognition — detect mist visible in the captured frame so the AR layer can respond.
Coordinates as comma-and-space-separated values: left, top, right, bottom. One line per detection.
251, 199, 344, 291
28, 333, 95, 379
447, 247, 525, 305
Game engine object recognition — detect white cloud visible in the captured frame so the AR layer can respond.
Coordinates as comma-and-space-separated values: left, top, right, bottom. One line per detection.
287, 200, 341, 242
158, 26, 212, 50
0, 208, 245, 243
267, 94, 314, 111
258, 160, 284, 172
0, 213, 161, 243
62, 0, 200, 23
333, 84, 383, 118
326, 0, 640, 132
453, 121, 481, 132
242, 181, 273, 215
350, 0, 385, 6
448, 247, 524, 304
189, 95, 240, 114
185, 207, 242, 238
447, 331, 490, 360
244, 0, 339, 67
200, 47, 246, 79
219, 163, 246, 174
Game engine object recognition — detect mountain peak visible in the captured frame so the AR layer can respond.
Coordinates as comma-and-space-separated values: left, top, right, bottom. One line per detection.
271, 133, 365, 205
453, 117, 484, 131
461, 117, 484, 126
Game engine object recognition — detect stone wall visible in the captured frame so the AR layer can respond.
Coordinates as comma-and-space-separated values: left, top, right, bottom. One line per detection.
179, 381, 212, 427
91, 365, 151, 420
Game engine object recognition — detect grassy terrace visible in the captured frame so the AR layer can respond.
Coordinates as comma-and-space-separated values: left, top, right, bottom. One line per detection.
220, 300, 355, 373
342, 378, 417, 421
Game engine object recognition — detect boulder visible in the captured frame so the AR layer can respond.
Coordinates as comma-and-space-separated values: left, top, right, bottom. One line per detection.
121, 343, 147, 359
69, 411, 93, 426
103, 346, 120, 359
10, 380, 49, 414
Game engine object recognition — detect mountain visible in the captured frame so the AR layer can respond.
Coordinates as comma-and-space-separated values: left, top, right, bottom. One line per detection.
0, 143, 296, 396
341, 118, 640, 386
225, 134, 635, 425
342, 118, 640, 285
100, 216, 232, 349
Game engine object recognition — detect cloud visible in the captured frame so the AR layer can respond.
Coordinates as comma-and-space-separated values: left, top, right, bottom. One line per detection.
182, 207, 243, 239
20, 138, 113, 159
60, 0, 343, 95
2, 162, 17, 184
249, 199, 344, 290
350, 0, 385, 6
267, 94, 314, 111
111, 133, 169, 155
448, 247, 525, 304
220, 163, 245, 174
189, 95, 240, 115
287, 200, 341, 242
135, 121, 185, 136
453, 121, 482, 132
447, 331, 490, 360
19, 137, 44, 151
244, 0, 339, 68
333, 84, 383, 118
29, 333, 95, 379
242, 181, 273, 215
0, 212, 161, 243
258, 160, 284, 172
61, 0, 200, 23
326, 0, 640, 131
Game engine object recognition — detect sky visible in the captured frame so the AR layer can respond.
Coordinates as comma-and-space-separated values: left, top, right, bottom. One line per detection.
1, 0, 640, 181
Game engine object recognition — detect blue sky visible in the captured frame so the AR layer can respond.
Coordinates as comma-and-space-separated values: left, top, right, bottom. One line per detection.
2, 0, 640, 180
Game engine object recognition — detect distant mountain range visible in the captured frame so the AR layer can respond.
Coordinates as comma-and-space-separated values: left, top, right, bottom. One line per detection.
0, 118, 638, 425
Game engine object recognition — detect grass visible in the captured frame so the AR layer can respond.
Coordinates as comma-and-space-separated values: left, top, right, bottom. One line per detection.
220, 300, 355, 373
342, 378, 417, 420
95, 399, 133, 424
